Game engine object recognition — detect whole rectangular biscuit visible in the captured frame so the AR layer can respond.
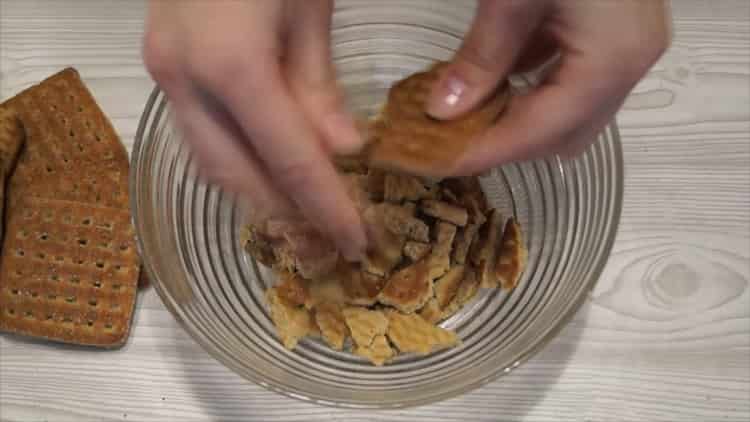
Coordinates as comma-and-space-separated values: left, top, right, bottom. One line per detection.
0, 196, 140, 347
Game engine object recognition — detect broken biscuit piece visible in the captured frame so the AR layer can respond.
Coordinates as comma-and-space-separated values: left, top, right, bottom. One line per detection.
440, 269, 480, 320
355, 334, 395, 366
383, 173, 431, 202
434, 265, 466, 309
266, 288, 315, 350
418, 298, 443, 325
362, 204, 406, 277
471, 209, 503, 288
342, 307, 389, 348
382, 203, 430, 242
421, 200, 469, 227
314, 302, 349, 350
404, 241, 432, 262
495, 218, 527, 290
378, 260, 434, 314
369, 62, 510, 177
428, 222, 457, 279
386, 311, 458, 355
452, 223, 482, 265
338, 264, 385, 306
304, 277, 347, 310
275, 272, 308, 307
366, 168, 387, 201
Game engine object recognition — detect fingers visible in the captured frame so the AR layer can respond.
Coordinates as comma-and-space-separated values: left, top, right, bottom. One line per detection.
426, 0, 549, 120
163, 80, 297, 225
284, 0, 364, 156
199, 58, 367, 261
450, 0, 671, 173
453, 53, 636, 174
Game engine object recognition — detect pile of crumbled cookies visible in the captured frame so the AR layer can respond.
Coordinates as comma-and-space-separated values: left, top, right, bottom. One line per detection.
243, 62, 526, 365
245, 168, 526, 365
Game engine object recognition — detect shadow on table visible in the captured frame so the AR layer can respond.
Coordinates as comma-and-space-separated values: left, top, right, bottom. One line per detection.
171, 303, 589, 421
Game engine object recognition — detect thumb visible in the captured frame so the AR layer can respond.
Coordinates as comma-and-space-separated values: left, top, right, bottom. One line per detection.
427, 0, 549, 120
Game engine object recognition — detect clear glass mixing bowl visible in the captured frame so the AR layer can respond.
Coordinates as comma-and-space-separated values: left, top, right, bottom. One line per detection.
131, 0, 623, 409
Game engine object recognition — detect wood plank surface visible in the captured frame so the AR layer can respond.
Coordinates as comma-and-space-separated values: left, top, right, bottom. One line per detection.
1, 1, 748, 421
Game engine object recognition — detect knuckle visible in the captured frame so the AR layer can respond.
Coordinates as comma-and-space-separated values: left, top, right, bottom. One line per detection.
142, 30, 180, 82
456, 41, 505, 75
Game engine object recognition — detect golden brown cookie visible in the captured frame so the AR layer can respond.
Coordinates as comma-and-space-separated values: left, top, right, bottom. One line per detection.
369, 62, 510, 177
342, 307, 389, 348
314, 302, 349, 351
386, 310, 458, 355
266, 287, 315, 350
378, 260, 434, 314
354, 333, 395, 366
495, 218, 527, 290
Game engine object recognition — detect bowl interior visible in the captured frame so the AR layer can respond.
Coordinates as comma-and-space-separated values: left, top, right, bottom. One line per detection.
132, 0, 623, 408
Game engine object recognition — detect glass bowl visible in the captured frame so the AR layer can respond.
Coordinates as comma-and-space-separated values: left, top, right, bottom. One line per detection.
131, 0, 623, 409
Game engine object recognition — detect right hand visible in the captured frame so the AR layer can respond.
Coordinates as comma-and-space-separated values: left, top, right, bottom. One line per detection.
142, 0, 367, 261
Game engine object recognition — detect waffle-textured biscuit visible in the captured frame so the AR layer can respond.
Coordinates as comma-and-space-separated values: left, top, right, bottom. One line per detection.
472, 209, 503, 288
434, 265, 466, 309
369, 62, 510, 177
304, 277, 347, 310
354, 334, 394, 366
266, 287, 315, 350
440, 268, 480, 320
452, 223, 481, 265
314, 302, 348, 350
418, 298, 442, 324
428, 222, 457, 279
0, 197, 139, 346
403, 241, 431, 262
275, 272, 308, 307
381, 203, 430, 243
383, 173, 435, 202
342, 307, 388, 348
337, 264, 385, 306
378, 260, 434, 314
362, 204, 406, 277
386, 310, 458, 355
495, 218, 527, 290
421, 200, 468, 227
0, 68, 139, 347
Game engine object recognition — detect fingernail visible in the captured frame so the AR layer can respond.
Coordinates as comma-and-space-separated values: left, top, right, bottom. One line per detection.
427, 74, 468, 119
323, 111, 365, 155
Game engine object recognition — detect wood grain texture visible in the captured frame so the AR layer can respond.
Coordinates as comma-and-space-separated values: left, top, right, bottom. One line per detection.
1, 1, 749, 421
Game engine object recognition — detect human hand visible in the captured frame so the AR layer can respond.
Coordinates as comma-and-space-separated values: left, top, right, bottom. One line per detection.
142, 0, 367, 260
427, 0, 671, 172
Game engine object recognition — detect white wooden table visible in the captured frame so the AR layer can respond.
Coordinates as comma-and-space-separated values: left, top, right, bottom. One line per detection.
1, 1, 748, 421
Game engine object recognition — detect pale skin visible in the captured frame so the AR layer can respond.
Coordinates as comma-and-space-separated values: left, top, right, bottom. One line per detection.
143, 0, 671, 260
